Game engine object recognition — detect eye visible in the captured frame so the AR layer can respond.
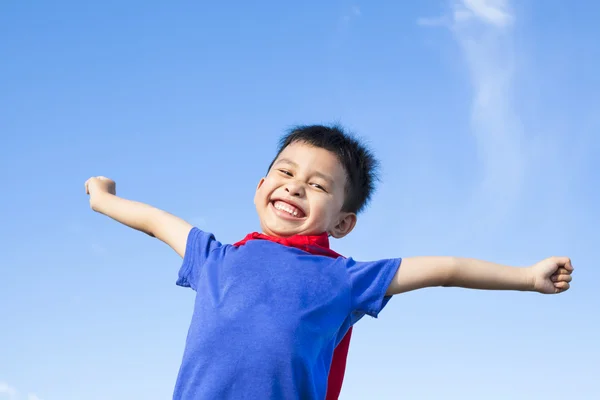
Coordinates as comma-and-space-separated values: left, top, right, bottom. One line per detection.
311, 183, 328, 192
278, 169, 293, 177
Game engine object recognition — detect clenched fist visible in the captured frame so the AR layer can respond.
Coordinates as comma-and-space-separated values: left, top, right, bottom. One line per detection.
85, 176, 116, 210
530, 256, 574, 294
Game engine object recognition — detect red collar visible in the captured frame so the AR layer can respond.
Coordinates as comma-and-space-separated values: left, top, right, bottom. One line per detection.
233, 232, 342, 258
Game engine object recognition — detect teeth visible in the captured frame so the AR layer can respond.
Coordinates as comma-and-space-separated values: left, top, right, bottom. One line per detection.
274, 201, 300, 217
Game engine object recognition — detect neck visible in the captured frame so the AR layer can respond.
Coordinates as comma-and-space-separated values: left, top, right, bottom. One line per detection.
261, 231, 328, 238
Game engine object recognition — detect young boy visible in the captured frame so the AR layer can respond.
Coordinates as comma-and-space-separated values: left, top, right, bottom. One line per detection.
85, 125, 573, 400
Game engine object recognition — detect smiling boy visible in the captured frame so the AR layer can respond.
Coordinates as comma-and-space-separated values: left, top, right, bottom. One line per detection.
85, 124, 573, 400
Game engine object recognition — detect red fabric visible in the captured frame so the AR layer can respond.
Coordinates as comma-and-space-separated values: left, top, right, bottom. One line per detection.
233, 232, 352, 400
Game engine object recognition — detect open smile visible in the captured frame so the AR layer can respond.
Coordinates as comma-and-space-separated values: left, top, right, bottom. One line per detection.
270, 199, 307, 219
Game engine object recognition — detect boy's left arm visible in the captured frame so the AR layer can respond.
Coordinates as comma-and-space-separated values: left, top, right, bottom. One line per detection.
386, 256, 573, 296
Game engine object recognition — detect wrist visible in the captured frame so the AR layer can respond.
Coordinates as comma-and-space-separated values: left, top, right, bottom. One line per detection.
90, 191, 114, 213
521, 266, 536, 292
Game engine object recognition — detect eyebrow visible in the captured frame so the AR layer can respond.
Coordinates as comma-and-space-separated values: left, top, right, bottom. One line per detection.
274, 158, 335, 185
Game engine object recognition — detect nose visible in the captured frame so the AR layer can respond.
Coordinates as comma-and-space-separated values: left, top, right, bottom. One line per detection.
284, 181, 305, 197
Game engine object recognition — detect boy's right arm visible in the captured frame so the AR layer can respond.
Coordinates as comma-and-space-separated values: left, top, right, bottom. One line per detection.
85, 176, 192, 257
385, 256, 574, 296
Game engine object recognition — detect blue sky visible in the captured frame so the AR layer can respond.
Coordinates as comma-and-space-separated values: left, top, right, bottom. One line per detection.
1, 0, 598, 399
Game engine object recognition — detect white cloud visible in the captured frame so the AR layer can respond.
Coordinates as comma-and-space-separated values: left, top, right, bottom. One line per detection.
0, 382, 17, 400
418, 0, 525, 235
418, 0, 512, 28
453, 9, 472, 23
459, 0, 513, 27
451, 0, 523, 229
0, 383, 42, 400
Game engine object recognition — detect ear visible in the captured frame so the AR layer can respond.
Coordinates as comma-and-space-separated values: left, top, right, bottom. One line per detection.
329, 212, 357, 239
256, 177, 265, 191
253, 178, 266, 206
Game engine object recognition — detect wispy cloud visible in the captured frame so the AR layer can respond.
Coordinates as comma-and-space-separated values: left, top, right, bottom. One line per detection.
453, 0, 524, 228
419, 0, 524, 234
459, 0, 512, 26
418, 0, 512, 27
0, 382, 42, 400
0, 382, 17, 400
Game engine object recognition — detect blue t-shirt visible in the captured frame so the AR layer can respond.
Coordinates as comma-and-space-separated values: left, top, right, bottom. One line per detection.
173, 228, 401, 399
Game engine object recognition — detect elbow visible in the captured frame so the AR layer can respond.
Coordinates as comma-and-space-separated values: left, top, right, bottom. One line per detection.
142, 218, 158, 237
143, 208, 169, 238
135, 208, 158, 237
439, 257, 460, 287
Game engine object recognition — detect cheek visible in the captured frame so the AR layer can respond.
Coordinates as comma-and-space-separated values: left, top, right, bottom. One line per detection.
318, 195, 344, 222
255, 183, 268, 204
257, 188, 269, 204
311, 197, 335, 217
257, 180, 277, 202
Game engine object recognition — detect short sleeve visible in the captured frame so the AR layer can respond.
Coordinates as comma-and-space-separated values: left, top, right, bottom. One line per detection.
345, 257, 402, 318
176, 227, 222, 291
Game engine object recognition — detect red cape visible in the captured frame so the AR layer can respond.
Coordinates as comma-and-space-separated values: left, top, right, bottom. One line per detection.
234, 232, 351, 400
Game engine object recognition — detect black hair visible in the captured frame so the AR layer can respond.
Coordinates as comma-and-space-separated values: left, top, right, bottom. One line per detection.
267, 124, 380, 214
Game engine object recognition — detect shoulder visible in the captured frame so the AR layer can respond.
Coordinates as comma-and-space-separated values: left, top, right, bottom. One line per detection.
343, 257, 402, 289
184, 227, 229, 260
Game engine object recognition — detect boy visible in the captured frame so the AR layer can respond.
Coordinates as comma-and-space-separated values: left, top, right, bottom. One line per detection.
85, 125, 573, 400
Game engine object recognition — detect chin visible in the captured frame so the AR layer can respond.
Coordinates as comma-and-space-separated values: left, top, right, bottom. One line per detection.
271, 228, 301, 237
263, 224, 306, 238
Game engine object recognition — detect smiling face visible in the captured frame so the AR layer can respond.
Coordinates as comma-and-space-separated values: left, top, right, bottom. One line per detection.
254, 141, 357, 238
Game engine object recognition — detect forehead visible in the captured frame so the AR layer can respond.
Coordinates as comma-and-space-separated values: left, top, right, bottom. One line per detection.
274, 142, 347, 181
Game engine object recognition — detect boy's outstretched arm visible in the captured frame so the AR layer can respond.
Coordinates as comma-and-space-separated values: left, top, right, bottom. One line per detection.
85, 176, 192, 257
386, 256, 573, 296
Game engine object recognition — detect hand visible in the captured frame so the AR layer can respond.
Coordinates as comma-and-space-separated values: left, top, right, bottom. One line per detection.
530, 256, 574, 294
85, 176, 116, 210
